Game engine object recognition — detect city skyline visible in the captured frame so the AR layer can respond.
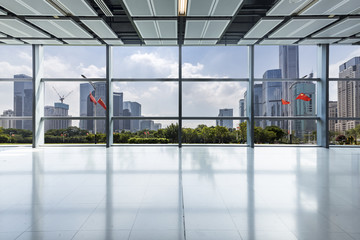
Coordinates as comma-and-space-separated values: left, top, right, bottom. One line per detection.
0, 45, 359, 130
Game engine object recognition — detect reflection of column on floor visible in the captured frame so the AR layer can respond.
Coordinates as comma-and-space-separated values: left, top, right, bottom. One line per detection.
178, 148, 185, 240
32, 150, 44, 236
247, 148, 255, 239
106, 150, 113, 239
317, 149, 330, 239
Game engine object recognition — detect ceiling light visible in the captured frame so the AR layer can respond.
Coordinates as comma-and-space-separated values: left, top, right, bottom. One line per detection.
178, 0, 188, 16
94, 0, 113, 16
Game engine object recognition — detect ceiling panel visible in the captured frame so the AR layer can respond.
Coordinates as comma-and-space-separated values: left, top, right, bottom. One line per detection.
188, 0, 215, 16
54, 0, 97, 16
267, 0, 312, 16
0, 39, 24, 44
244, 19, 283, 38
64, 39, 101, 45
237, 39, 258, 45
27, 19, 92, 38
161, 40, 177, 45
145, 40, 162, 45
81, 19, 117, 38
185, 20, 206, 38
313, 18, 360, 38
123, 0, 152, 16
151, 0, 177, 16
299, 38, 341, 45
337, 38, 360, 44
0, 0, 62, 16
0, 33, 6, 37
212, 0, 243, 16
0, 9, 6, 15
0, 19, 49, 38
300, 0, 360, 16
103, 39, 124, 45
134, 20, 158, 38
184, 40, 218, 45
260, 39, 298, 45
269, 18, 338, 38
203, 20, 230, 38
22, 39, 63, 45
157, 20, 177, 38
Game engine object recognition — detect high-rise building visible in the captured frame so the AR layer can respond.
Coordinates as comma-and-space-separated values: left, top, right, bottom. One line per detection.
335, 57, 360, 132
123, 101, 141, 132
113, 92, 123, 132
154, 123, 162, 131
0, 110, 15, 129
216, 108, 233, 129
79, 83, 106, 133
239, 99, 245, 123
44, 103, 71, 132
123, 109, 131, 131
289, 80, 316, 138
14, 74, 32, 130
140, 120, 154, 130
262, 69, 282, 128
329, 101, 338, 132
254, 84, 263, 127
280, 46, 299, 130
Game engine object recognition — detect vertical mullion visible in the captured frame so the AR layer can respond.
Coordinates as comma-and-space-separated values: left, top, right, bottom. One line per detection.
247, 46, 254, 148
106, 45, 113, 147
32, 45, 44, 148
317, 44, 329, 148
178, 45, 182, 147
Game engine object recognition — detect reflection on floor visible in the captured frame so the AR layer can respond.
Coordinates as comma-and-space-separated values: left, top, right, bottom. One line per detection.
0, 146, 359, 240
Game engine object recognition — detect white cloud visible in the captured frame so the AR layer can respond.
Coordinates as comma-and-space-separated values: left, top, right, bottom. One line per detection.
0, 61, 31, 78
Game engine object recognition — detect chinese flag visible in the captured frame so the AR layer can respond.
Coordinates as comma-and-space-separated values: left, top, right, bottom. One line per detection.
296, 93, 311, 101
281, 98, 290, 105
89, 92, 97, 105
98, 98, 107, 110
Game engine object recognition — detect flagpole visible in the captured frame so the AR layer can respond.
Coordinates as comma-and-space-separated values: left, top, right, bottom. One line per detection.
94, 87, 97, 144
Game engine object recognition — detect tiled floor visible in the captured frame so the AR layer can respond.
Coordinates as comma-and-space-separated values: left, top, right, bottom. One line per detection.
0, 146, 359, 240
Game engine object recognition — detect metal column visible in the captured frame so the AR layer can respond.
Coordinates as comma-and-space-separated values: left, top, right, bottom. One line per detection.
317, 45, 329, 148
178, 45, 182, 148
32, 45, 44, 148
247, 46, 255, 148
106, 45, 113, 147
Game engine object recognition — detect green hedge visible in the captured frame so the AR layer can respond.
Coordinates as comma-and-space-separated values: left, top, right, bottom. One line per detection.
0, 134, 9, 143
45, 135, 89, 143
128, 137, 169, 144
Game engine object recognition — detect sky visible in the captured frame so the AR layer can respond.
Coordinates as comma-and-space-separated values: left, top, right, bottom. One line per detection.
0, 44, 359, 128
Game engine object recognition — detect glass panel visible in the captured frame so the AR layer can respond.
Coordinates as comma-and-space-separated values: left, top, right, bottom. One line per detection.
182, 120, 246, 144
44, 120, 106, 144
182, 46, 248, 78
254, 45, 317, 79
43, 46, 106, 78
254, 81, 317, 117
0, 46, 32, 78
112, 46, 178, 78
0, 81, 33, 144
112, 82, 178, 118
329, 46, 360, 78
329, 120, 360, 146
183, 81, 248, 117
113, 120, 178, 144
255, 120, 317, 144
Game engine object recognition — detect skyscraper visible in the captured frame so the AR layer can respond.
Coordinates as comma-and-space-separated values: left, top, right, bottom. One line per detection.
79, 83, 93, 130
329, 101, 338, 132
113, 92, 123, 132
254, 84, 263, 127
0, 109, 15, 129
335, 57, 360, 132
123, 101, 141, 132
14, 74, 32, 130
262, 69, 282, 128
140, 120, 154, 130
44, 103, 71, 131
216, 108, 233, 129
239, 99, 245, 123
280, 46, 299, 130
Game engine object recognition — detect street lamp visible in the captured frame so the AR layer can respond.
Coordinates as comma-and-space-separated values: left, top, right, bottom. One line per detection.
82, 74, 97, 144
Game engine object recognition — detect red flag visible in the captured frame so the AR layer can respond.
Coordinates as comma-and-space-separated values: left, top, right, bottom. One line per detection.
281, 98, 290, 105
296, 93, 311, 101
97, 98, 107, 110
89, 92, 97, 105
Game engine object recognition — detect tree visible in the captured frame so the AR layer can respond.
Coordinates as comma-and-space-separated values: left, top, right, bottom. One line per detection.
214, 126, 229, 143
239, 121, 247, 143
264, 126, 286, 142
164, 123, 178, 143
201, 126, 215, 143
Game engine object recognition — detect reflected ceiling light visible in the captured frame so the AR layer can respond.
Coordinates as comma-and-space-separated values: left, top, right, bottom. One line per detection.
178, 0, 188, 16
94, 0, 113, 16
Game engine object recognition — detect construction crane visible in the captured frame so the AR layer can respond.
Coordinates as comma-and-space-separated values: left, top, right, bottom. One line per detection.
52, 86, 73, 103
